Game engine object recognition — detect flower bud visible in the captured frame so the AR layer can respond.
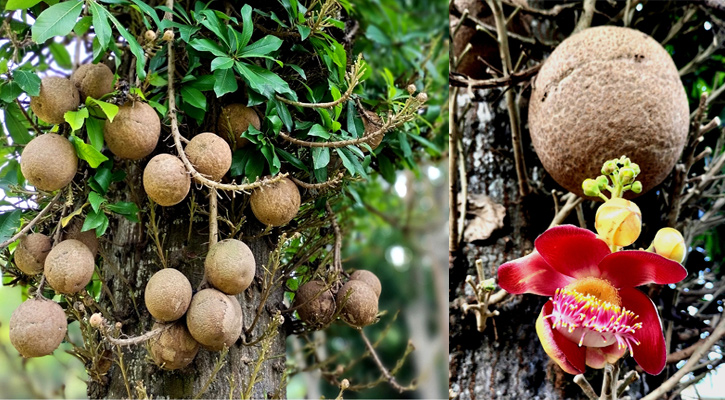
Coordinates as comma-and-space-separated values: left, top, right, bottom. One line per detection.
406, 84, 416, 94
162, 30, 175, 42
595, 175, 609, 188
631, 181, 642, 194
601, 160, 617, 175
89, 313, 103, 328
144, 30, 157, 42
582, 178, 601, 197
629, 162, 640, 176
340, 379, 350, 390
652, 227, 686, 263
619, 167, 635, 185
415, 92, 428, 102
595, 198, 642, 247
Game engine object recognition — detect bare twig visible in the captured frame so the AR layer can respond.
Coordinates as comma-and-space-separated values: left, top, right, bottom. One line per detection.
449, 64, 541, 89
359, 329, 411, 393
548, 193, 584, 229
617, 370, 639, 397
290, 172, 344, 190
574, 0, 597, 33
574, 375, 598, 400
450, 87, 460, 254
0, 192, 61, 249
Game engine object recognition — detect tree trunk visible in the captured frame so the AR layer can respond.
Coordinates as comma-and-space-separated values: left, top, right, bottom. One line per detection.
87, 163, 285, 399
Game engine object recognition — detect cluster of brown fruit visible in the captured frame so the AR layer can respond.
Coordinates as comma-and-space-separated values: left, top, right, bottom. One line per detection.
9, 223, 99, 357
294, 270, 381, 329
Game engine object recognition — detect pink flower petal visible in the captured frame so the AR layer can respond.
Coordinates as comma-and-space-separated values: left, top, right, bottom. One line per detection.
536, 300, 586, 375
619, 287, 666, 375
586, 344, 627, 369
599, 251, 688, 288
535, 225, 611, 279
497, 250, 574, 296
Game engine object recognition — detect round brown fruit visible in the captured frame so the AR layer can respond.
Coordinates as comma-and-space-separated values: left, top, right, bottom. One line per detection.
205, 239, 255, 295
143, 154, 190, 206
144, 268, 193, 322
149, 322, 199, 370
20, 133, 78, 192
294, 280, 335, 327
528, 26, 689, 198
62, 219, 99, 257
29, 77, 80, 125
185, 132, 232, 181
70, 63, 114, 101
103, 101, 161, 160
14, 233, 52, 276
335, 280, 378, 328
216, 104, 260, 150
186, 288, 243, 351
44, 239, 95, 294
250, 178, 301, 227
9, 298, 67, 358
349, 270, 381, 298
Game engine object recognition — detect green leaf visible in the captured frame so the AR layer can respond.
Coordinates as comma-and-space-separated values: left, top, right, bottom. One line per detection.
244, 152, 265, 180
49, 41, 73, 69
260, 143, 281, 175
32, 0, 84, 43
296, 25, 310, 41
311, 147, 330, 170
0, 81, 23, 102
180, 86, 207, 110
86, 98, 119, 121
5, 0, 43, 10
210, 56, 234, 71
89, 1, 111, 48
335, 147, 355, 176
378, 155, 395, 184
128, 0, 161, 29
106, 201, 139, 216
86, 117, 104, 151
100, 5, 146, 79
0, 210, 21, 245
276, 148, 308, 172
188, 38, 228, 57
69, 134, 109, 168
81, 209, 107, 233
288, 64, 306, 80
365, 24, 391, 46
4, 102, 32, 145
13, 69, 41, 96
213, 68, 238, 97
91, 164, 112, 194
238, 4, 253, 50
64, 108, 89, 131
239, 35, 283, 58
234, 61, 294, 99
88, 191, 106, 213
307, 124, 330, 139
197, 9, 230, 49
74, 16, 93, 36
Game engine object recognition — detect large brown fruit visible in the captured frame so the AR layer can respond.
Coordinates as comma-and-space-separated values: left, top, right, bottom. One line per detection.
29, 77, 80, 124
216, 104, 261, 150
70, 63, 114, 101
143, 154, 190, 206
144, 268, 193, 322
205, 239, 255, 295
250, 178, 301, 227
529, 26, 689, 198
349, 270, 381, 298
185, 132, 232, 181
14, 233, 52, 276
20, 133, 78, 191
44, 239, 95, 294
294, 280, 335, 327
62, 220, 99, 257
103, 101, 161, 160
186, 289, 243, 351
9, 298, 67, 358
335, 280, 378, 328
149, 322, 199, 370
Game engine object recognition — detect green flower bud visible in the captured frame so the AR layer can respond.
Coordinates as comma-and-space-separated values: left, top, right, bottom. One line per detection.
482, 278, 496, 291
619, 167, 635, 185
630, 163, 640, 176
602, 160, 617, 175
582, 179, 601, 197
596, 175, 609, 188
631, 181, 642, 194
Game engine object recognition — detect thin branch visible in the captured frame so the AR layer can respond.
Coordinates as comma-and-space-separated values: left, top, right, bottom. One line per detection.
617, 370, 639, 397
0, 192, 61, 249
574, 0, 597, 33
450, 86, 460, 254
208, 187, 218, 247
325, 202, 342, 273
573, 375, 598, 400
449, 64, 541, 89
14, 98, 43, 136
275, 54, 365, 109
359, 329, 410, 393
290, 172, 344, 190
548, 193, 584, 229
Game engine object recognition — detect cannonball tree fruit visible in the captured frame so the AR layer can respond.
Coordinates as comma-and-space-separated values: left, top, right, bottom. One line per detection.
14, 233, 52, 276
349, 270, 381, 298
336, 280, 379, 328
44, 239, 95, 294
9, 298, 67, 358
528, 26, 689, 198
186, 288, 243, 351
103, 101, 161, 160
249, 178, 301, 227
143, 154, 191, 206
70, 63, 114, 101
20, 133, 78, 192
149, 321, 200, 370
144, 268, 193, 322
216, 104, 261, 150
29, 77, 80, 125
294, 280, 336, 327
205, 239, 255, 295
184, 132, 232, 181
62, 219, 99, 257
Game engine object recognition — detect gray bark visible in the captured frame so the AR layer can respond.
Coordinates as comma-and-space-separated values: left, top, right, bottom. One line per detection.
87, 163, 286, 399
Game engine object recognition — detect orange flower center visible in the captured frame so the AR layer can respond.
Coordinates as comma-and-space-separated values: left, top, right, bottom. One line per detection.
548, 277, 641, 350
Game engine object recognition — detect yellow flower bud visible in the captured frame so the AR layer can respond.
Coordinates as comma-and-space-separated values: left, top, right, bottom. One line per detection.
653, 227, 686, 263
595, 198, 642, 247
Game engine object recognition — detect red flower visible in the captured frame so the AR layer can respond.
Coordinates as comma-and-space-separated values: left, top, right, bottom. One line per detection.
498, 225, 687, 375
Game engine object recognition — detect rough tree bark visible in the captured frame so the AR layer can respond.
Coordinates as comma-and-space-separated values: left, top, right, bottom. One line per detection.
87, 163, 285, 399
